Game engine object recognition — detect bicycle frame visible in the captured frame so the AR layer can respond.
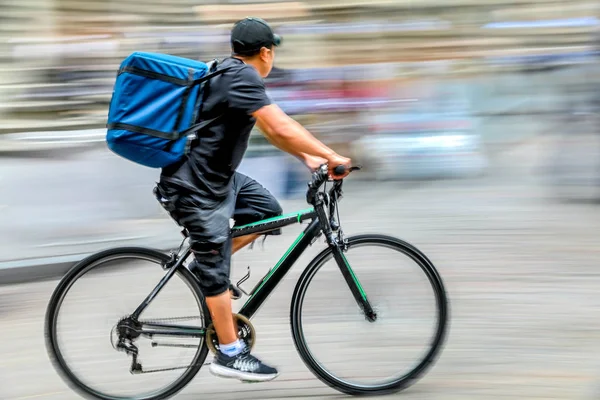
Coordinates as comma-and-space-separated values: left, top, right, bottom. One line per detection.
129, 178, 375, 340
236, 214, 321, 318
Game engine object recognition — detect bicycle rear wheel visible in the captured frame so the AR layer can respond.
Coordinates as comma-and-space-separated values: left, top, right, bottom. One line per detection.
45, 247, 209, 400
290, 235, 448, 395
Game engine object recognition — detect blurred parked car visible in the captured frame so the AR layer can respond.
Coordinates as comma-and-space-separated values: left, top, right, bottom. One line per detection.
353, 84, 488, 180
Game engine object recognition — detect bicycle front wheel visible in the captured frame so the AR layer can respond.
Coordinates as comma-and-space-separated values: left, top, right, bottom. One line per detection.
290, 235, 448, 396
45, 247, 209, 400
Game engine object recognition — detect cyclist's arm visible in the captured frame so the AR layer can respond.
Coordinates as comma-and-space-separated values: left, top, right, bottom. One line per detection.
254, 115, 318, 166
253, 105, 338, 160
228, 67, 349, 174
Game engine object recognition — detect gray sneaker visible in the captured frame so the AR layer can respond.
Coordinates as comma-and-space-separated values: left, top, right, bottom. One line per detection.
208, 349, 279, 382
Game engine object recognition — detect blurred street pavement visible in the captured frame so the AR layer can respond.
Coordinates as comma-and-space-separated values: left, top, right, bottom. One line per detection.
2, 136, 600, 399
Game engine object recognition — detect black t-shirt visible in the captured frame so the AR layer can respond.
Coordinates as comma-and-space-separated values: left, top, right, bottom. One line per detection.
160, 57, 271, 197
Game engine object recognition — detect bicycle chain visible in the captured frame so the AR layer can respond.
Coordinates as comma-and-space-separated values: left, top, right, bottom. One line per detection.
137, 315, 203, 324
134, 362, 209, 374
128, 315, 209, 374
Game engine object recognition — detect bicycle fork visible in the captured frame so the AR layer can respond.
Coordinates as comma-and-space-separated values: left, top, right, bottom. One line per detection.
330, 244, 377, 322
314, 198, 377, 322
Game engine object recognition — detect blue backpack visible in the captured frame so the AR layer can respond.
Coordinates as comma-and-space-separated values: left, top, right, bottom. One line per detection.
106, 52, 229, 168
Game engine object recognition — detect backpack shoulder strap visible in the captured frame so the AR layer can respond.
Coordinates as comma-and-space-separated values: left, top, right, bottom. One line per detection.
178, 60, 232, 138
179, 114, 222, 137
191, 59, 233, 86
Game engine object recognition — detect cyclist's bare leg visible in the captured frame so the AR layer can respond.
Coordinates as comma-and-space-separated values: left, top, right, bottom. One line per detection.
206, 291, 238, 344
205, 235, 260, 341
206, 243, 279, 380
232, 234, 260, 254
207, 235, 261, 343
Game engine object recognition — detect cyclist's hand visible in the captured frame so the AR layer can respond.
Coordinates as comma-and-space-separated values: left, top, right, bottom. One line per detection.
302, 154, 328, 172
327, 154, 352, 179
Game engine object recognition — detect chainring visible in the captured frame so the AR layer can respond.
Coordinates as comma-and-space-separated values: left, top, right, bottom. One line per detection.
205, 313, 256, 354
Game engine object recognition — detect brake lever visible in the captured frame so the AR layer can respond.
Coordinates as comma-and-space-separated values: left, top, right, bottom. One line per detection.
306, 167, 328, 205
328, 180, 343, 231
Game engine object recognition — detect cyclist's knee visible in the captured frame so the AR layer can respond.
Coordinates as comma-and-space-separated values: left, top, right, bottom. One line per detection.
188, 258, 230, 297
189, 239, 231, 297
191, 240, 226, 264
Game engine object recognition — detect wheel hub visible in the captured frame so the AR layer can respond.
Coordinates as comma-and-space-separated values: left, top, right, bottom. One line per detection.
116, 316, 142, 340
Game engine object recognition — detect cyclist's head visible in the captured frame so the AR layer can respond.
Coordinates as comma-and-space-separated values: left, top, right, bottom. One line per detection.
230, 17, 281, 77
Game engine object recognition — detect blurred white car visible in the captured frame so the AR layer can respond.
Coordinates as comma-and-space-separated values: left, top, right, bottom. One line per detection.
352, 88, 488, 180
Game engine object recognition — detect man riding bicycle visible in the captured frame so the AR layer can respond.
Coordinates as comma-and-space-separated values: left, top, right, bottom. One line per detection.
155, 17, 352, 382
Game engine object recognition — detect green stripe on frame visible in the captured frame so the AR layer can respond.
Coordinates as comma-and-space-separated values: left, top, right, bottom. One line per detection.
232, 207, 315, 231
241, 231, 306, 309
340, 252, 368, 301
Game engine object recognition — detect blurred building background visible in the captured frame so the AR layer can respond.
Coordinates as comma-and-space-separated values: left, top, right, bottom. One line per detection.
1, 1, 599, 163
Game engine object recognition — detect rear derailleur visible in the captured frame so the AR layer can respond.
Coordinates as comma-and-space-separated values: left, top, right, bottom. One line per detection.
111, 317, 144, 374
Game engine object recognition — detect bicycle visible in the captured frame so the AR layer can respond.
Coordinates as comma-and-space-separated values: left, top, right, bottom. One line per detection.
45, 164, 449, 400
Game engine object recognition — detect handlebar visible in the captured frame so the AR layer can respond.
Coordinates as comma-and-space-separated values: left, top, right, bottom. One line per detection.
333, 165, 348, 176
306, 164, 360, 205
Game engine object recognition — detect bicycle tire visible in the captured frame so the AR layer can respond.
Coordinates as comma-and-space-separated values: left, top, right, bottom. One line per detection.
290, 234, 449, 396
44, 247, 210, 400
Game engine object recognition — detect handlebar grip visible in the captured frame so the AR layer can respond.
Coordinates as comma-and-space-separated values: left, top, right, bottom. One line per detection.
333, 165, 347, 176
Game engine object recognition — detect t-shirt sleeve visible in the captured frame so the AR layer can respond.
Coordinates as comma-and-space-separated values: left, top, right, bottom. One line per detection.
228, 67, 272, 115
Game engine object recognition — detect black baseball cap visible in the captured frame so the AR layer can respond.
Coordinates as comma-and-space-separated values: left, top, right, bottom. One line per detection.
231, 17, 282, 56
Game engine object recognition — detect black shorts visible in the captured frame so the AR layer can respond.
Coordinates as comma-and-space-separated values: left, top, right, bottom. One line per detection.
155, 172, 283, 297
